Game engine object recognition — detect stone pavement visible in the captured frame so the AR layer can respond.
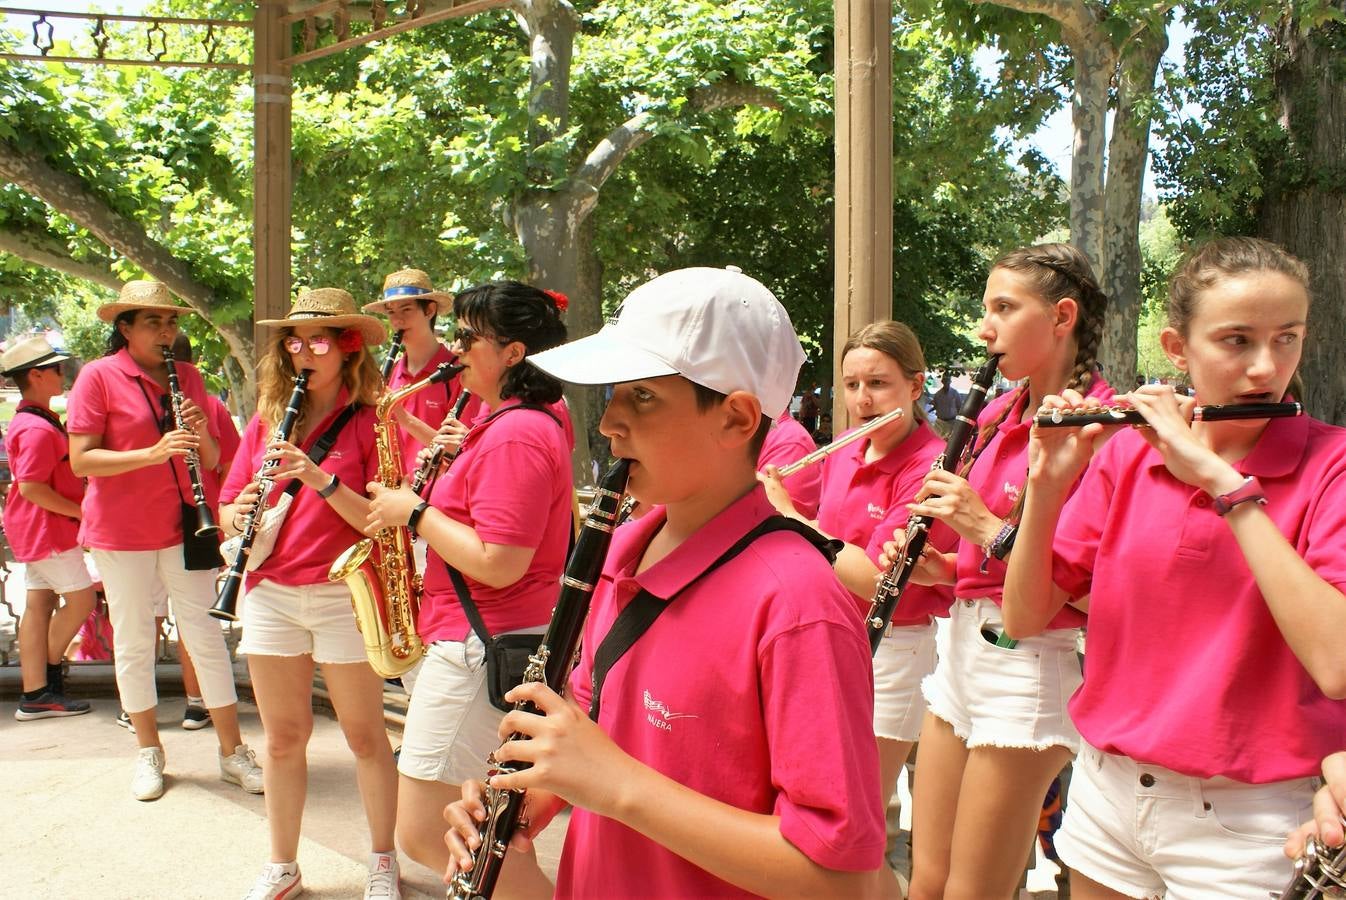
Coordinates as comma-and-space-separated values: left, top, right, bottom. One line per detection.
0, 692, 569, 900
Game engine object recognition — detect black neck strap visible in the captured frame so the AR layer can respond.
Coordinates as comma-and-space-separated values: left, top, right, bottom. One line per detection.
281, 404, 358, 499
16, 405, 66, 434
587, 515, 838, 721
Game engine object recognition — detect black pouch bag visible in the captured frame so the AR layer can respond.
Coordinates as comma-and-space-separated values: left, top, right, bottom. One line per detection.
446, 567, 541, 712
180, 499, 224, 570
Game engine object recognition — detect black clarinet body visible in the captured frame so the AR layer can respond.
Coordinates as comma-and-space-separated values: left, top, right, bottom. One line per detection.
447, 458, 632, 900
410, 389, 472, 496
211, 370, 311, 622
161, 346, 219, 537
1034, 401, 1303, 428
865, 356, 1001, 654
381, 329, 405, 383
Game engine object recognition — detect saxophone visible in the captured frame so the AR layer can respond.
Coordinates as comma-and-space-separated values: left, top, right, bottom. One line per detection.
328, 362, 463, 678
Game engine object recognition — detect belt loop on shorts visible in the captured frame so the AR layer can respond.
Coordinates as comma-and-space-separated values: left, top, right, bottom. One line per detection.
1193, 776, 1212, 818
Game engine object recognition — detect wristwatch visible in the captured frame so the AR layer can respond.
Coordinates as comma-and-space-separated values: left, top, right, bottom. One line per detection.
1212, 476, 1266, 516
407, 501, 431, 536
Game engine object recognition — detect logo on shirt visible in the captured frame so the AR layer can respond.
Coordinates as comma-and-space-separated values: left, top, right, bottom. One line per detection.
867, 502, 885, 520
328, 450, 345, 461
643, 690, 696, 732
1002, 481, 1021, 505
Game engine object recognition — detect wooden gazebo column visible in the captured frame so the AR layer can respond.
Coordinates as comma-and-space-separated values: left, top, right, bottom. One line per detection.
253, 0, 293, 344
833, 0, 893, 431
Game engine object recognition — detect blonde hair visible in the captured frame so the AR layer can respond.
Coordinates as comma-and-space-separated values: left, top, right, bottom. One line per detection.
842, 320, 926, 380
256, 327, 381, 434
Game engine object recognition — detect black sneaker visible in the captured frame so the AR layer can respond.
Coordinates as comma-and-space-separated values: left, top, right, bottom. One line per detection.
182, 703, 212, 731
15, 691, 92, 721
116, 710, 137, 733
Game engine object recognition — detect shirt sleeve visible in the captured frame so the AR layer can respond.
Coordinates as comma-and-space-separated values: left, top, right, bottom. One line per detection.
1051, 447, 1115, 600
760, 618, 886, 871
220, 416, 264, 504
1301, 459, 1346, 594
65, 366, 108, 436
9, 424, 60, 484
467, 425, 561, 549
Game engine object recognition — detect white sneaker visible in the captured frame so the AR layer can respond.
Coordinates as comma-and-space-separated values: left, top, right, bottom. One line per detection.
131, 746, 165, 801
220, 743, 265, 794
244, 862, 302, 900
364, 853, 400, 900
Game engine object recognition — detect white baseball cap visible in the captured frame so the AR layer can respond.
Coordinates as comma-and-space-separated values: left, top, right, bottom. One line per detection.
529, 266, 804, 420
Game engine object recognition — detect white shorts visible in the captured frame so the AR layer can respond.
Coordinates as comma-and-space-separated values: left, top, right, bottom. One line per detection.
238, 579, 368, 665
398, 636, 508, 786
151, 579, 169, 618
922, 597, 1082, 752
1057, 743, 1318, 899
24, 547, 94, 593
873, 620, 937, 742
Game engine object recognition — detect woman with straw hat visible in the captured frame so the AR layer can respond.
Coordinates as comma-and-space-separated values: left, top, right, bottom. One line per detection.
219, 287, 402, 900
66, 280, 263, 802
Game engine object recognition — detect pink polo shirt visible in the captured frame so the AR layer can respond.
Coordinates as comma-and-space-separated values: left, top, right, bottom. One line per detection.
953, 377, 1114, 628
201, 396, 240, 507
758, 411, 821, 518
816, 420, 956, 625
3, 402, 83, 561
1052, 417, 1346, 783
557, 487, 886, 896
470, 396, 576, 454
221, 396, 379, 588
387, 343, 481, 477
67, 349, 219, 551
417, 399, 573, 642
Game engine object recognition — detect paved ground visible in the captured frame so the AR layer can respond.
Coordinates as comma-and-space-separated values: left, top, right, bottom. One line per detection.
0, 690, 569, 900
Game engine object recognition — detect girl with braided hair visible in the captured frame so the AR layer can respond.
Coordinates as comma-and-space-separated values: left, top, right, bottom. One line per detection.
881, 242, 1113, 898
1004, 237, 1346, 898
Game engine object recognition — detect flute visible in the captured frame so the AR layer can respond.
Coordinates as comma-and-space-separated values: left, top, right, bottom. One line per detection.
161, 346, 219, 537
776, 407, 906, 477
1034, 401, 1302, 428
410, 389, 472, 496
211, 370, 311, 622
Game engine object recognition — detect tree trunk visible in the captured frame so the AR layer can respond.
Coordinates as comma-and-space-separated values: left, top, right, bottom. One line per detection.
0, 141, 257, 408
1260, 10, 1346, 426
1067, 38, 1113, 276
0, 226, 122, 291
1099, 26, 1168, 385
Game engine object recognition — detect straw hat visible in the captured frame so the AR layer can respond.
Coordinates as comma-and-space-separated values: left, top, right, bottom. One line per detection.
1, 335, 70, 377
361, 268, 452, 315
97, 280, 197, 323
258, 287, 388, 347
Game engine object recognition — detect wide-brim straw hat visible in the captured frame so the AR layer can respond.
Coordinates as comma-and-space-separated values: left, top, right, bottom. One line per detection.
97, 280, 197, 323
1, 335, 70, 377
361, 267, 453, 314
259, 287, 388, 347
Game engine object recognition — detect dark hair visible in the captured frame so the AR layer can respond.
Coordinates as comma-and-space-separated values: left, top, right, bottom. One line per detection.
960, 243, 1110, 523
171, 331, 194, 363
691, 382, 772, 459
12, 369, 35, 392
417, 297, 439, 330
104, 310, 139, 356
453, 281, 567, 405
1168, 236, 1311, 404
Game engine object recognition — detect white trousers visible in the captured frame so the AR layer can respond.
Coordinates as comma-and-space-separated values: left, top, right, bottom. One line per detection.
92, 547, 238, 714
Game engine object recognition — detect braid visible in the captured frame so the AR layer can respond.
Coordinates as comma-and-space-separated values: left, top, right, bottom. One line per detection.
957, 384, 1026, 480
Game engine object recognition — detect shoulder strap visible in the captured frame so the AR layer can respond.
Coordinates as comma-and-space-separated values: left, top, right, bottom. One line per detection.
280, 404, 359, 499
15, 405, 66, 435
475, 401, 562, 432
587, 515, 839, 721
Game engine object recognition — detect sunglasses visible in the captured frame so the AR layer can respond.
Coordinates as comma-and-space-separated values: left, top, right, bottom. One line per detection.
454, 325, 506, 351
283, 335, 334, 356
33, 362, 62, 375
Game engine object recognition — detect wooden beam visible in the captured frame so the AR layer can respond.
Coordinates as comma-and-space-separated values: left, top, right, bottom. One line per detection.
253, 0, 293, 350
281, 0, 510, 65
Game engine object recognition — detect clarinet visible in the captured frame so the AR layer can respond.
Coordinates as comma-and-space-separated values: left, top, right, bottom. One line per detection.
161, 346, 220, 538
381, 329, 405, 382
447, 458, 632, 900
1280, 838, 1346, 899
210, 370, 311, 622
410, 390, 472, 496
864, 355, 1001, 654
1034, 401, 1303, 428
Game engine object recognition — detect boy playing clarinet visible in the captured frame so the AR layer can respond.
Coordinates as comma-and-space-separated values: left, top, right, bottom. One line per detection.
443, 266, 892, 897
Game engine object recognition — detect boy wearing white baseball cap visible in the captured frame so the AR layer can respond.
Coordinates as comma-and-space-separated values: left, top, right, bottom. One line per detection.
444, 267, 891, 896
